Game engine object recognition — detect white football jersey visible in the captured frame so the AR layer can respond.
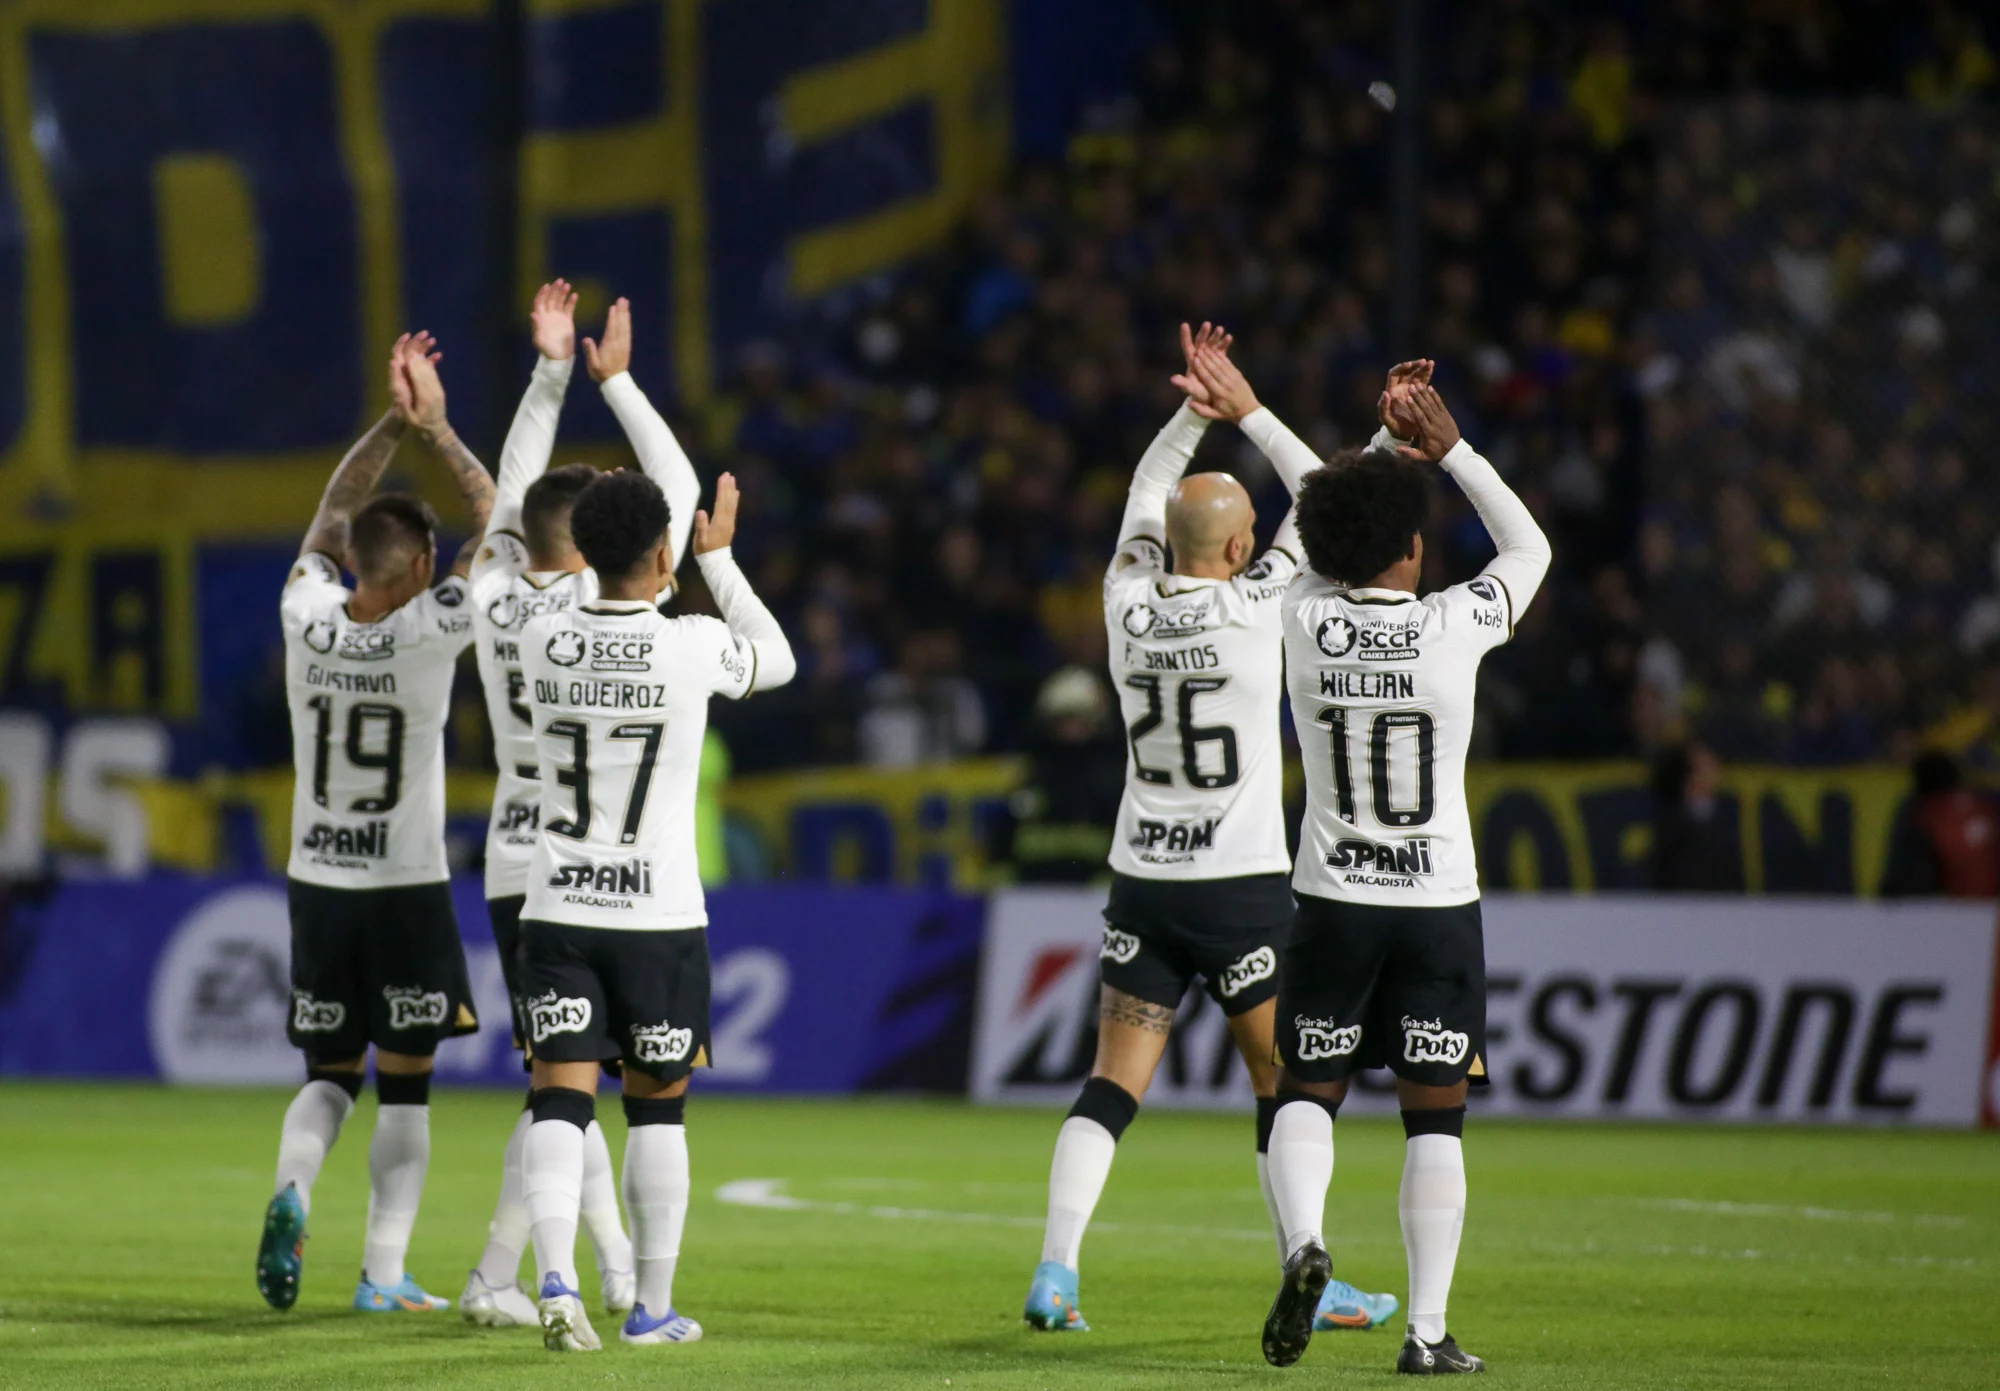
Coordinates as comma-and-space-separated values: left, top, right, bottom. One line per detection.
520, 600, 756, 930
1284, 574, 1511, 905
469, 533, 598, 898
1103, 536, 1299, 880
281, 553, 474, 888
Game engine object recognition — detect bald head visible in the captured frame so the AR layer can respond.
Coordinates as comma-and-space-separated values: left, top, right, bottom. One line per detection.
1166, 472, 1257, 577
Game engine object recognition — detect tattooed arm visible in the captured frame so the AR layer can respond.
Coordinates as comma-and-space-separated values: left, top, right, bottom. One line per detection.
400, 337, 497, 578
298, 335, 423, 562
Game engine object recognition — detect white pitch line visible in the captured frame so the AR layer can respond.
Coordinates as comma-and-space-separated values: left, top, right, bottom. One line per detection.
716, 1180, 1989, 1270
715, 1178, 1274, 1243
1631, 1197, 1971, 1229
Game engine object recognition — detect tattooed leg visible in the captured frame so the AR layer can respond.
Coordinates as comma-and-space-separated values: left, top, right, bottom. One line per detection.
1090, 986, 1177, 1103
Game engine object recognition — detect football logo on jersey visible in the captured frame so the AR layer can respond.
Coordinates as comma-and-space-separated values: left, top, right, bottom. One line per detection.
1243, 555, 1277, 582
1401, 1015, 1469, 1066
1101, 927, 1142, 963
1295, 1016, 1362, 1062
303, 620, 337, 654
1468, 578, 1497, 602
528, 992, 593, 1040
1122, 603, 1156, 638
546, 630, 585, 667
630, 1021, 694, 1064
1217, 946, 1276, 998
382, 986, 449, 1031
291, 992, 346, 1033
434, 582, 465, 608
1316, 617, 1357, 657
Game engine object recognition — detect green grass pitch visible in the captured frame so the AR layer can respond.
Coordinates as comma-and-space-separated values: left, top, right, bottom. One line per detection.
0, 1084, 1994, 1388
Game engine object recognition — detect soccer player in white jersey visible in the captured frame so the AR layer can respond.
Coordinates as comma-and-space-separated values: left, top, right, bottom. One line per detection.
1254, 374, 1551, 1375
1022, 326, 1395, 1335
515, 468, 794, 1352
257, 332, 497, 1314
458, 285, 702, 1327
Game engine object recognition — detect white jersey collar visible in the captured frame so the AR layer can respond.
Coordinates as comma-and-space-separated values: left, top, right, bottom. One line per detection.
1345, 585, 1417, 602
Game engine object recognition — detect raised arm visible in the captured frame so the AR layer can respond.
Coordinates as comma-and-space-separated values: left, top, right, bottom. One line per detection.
1118, 322, 1233, 549
1393, 384, 1552, 615
299, 337, 417, 561
400, 336, 497, 578
586, 297, 700, 570
1193, 352, 1434, 499
691, 473, 796, 693
490, 280, 578, 543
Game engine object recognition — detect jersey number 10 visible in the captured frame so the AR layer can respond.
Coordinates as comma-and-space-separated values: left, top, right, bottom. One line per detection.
1316, 706, 1436, 827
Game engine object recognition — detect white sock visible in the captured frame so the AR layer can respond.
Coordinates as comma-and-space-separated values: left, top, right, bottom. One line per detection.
582, 1120, 635, 1277
474, 1108, 533, 1288
1039, 1116, 1117, 1270
524, 1119, 586, 1293
1400, 1133, 1466, 1345
362, 1104, 430, 1288
1256, 1152, 1287, 1266
1268, 1100, 1334, 1260
274, 1079, 355, 1215
623, 1124, 690, 1315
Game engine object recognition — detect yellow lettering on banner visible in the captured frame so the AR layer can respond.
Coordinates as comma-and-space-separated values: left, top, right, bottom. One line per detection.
154, 153, 261, 327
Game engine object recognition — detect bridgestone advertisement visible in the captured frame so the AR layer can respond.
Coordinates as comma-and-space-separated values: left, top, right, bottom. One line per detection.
972, 888, 2000, 1128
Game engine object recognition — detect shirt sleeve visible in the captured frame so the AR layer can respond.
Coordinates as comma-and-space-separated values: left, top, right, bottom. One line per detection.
471, 529, 531, 587
408, 575, 476, 652
601, 371, 701, 572
488, 355, 573, 544
1237, 407, 1322, 498
1431, 575, 1514, 654
1438, 437, 1552, 628
694, 547, 794, 696
1116, 401, 1208, 549
280, 552, 346, 632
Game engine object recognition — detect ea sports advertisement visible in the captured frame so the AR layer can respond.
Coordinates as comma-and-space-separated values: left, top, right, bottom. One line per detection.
0, 878, 981, 1093
970, 888, 2000, 1128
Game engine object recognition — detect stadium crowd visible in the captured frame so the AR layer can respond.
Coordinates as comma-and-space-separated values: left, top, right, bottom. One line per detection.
681, 0, 1998, 773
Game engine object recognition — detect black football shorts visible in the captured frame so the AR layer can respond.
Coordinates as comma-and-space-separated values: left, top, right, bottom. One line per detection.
1099, 871, 1292, 1018
285, 878, 479, 1063
518, 920, 711, 1082
486, 892, 529, 1060
1276, 894, 1487, 1087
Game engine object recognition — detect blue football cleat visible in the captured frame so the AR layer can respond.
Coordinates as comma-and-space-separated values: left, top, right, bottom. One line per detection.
1023, 1259, 1088, 1331
620, 1302, 704, 1345
1316, 1277, 1399, 1330
255, 1183, 307, 1310
353, 1273, 451, 1312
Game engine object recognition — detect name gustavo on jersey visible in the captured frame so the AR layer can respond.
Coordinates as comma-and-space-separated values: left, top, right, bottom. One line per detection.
533, 678, 669, 710
305, 665, 398, 693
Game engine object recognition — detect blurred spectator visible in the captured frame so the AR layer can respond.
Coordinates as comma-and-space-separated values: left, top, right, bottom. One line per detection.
1879, 750, 2000, 897
1649, 740, 1745, 892
858, 630, 989, 767
994, 666, 1127, 882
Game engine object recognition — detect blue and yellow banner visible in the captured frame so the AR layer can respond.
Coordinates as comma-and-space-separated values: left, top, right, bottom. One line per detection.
0, 0, 1007, 719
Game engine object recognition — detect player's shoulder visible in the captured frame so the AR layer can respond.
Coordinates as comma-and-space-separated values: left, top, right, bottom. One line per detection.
471, 530, 531, 583
395, 576, 472, 643
280, 553, 347, 625
1104, 534, 1167, 593
1424, 574, 1511, 639
1232, 546, 1299, 606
